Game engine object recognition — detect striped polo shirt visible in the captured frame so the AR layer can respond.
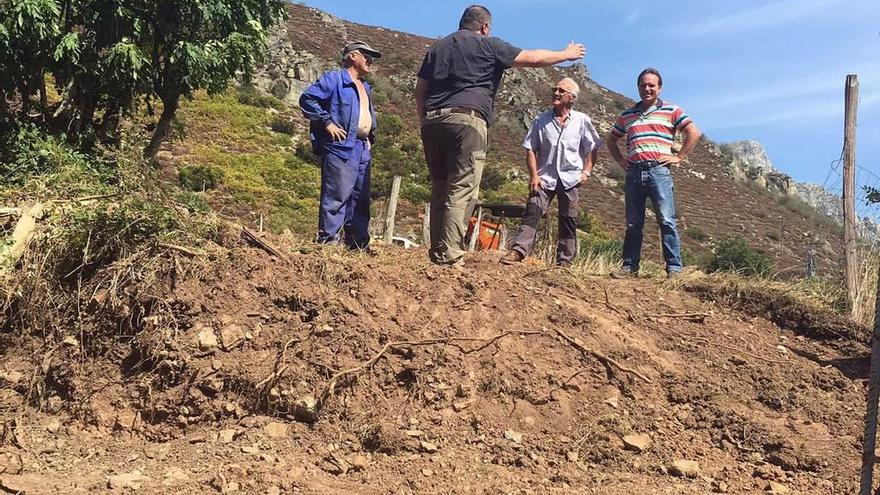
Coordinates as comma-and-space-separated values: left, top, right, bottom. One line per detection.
611, 100, 692, 163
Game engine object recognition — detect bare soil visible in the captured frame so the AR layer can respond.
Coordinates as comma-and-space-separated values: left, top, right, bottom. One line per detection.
0, 239, 870, 494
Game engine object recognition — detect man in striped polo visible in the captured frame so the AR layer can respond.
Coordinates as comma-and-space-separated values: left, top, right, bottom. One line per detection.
607, 68, 701, 278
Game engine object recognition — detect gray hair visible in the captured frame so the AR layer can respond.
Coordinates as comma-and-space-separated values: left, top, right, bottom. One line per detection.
559, 77, 580, 98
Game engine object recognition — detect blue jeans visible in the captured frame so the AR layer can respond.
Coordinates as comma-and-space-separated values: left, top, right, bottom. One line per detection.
317, 139, 371, 248
622, 163, 682, 273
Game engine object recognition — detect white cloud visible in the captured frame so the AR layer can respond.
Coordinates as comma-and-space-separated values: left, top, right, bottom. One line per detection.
703, 90, 880, 130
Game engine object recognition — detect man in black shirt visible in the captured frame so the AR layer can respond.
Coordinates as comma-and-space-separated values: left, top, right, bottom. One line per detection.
415, 5, 586, 266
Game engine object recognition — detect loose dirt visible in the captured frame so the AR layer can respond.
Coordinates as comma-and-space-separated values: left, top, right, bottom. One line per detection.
0, 241, 870, 494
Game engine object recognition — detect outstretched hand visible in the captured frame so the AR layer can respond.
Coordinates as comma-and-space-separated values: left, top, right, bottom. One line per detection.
564, 41, 586, 61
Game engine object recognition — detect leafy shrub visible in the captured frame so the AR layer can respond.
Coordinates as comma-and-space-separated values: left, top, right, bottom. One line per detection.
270, 115, 297, 135
605, 164, 626, 182
686, 225, 707, 242
480, 165, 506, 192
237, 85, 285, 111
1, 124, 100, 185
707, 234, 773, 278
378, 113, 404, 138
578, 211, 606, 236
179, 165, 223, 191
175, 190, 211, 214
580, 237, 623, 259
294, 141, 321, 166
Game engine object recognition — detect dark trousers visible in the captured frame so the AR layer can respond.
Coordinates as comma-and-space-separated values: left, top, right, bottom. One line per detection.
510, 182, 580, 265
317, 140, 371, 248
420, 112, 488, 264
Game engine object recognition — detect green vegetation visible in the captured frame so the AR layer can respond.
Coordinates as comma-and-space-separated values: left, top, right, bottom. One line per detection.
0, 121, 217, 339
0, 0, 286, 158
238, 85, 286, 111
175, 89, 319, 235
706, 234, 773, 278
864, 185, 880, 205
179, 165, 224, 192
685, 225, 708, 242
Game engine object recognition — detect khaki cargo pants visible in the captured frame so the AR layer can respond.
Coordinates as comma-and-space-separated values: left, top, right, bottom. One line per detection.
420, 111, 488, 264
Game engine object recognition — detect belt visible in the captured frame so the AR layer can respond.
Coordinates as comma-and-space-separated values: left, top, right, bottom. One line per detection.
426, 107, 481, 119
628, 160, 663, 170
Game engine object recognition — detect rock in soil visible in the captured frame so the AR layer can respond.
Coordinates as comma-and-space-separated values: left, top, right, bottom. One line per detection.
107, 470, 149, 490
197, 326, 219, 350
0, 474, 43, 494
669, 460, 700, 478
766, 481, 792, 494
263, 421, 289, 439
622, 434, 651, 453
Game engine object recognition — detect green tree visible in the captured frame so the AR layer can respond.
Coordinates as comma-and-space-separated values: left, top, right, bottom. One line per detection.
865, 185, 880, 205
0, 0, 286, 157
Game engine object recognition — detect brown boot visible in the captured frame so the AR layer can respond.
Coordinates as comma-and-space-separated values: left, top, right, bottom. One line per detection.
500, 250, 524, 265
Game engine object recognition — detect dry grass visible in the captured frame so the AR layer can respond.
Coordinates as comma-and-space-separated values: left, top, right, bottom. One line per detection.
854, 247, 879, 328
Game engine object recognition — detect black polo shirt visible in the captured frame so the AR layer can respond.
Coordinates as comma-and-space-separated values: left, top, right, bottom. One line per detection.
417, 29, 522, 126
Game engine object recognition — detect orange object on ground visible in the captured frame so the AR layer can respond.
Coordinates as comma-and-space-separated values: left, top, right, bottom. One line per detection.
467, 217, 502, 250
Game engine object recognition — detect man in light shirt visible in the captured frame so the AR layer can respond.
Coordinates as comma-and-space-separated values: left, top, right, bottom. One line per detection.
501, 77, 601, 267
299, 41, 380, 249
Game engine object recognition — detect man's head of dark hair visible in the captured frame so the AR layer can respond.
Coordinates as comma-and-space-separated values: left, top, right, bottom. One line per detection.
459, 5, 492, 31
637, 68, 663, 87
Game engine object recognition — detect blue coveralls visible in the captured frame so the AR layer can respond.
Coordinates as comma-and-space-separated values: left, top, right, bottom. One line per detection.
299, 69, 377, 248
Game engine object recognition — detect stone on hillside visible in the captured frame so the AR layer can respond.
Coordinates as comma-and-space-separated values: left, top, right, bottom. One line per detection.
350, 455, 369, 471
264, 421, 289, 439
45, 418, 62, 434
217, 429, 237, 444
420, 440, 438, 453
107, 470, 149, 490
504, 430, 523, 444
622, 434, 651, 453
162, 468, 191, 487
766, 481, 791, 494
197, 327, 218, 350
669, 459, 700, 478
293, 396, 318, 423
0, 474, 43, 494
220, 324, 246, 351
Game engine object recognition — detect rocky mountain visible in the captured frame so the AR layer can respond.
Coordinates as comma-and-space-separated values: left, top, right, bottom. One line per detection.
252, 3, 853, 276
720, 140, 880, 243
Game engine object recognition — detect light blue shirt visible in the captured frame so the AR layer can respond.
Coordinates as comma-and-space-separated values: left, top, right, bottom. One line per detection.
523, 109, 602, 190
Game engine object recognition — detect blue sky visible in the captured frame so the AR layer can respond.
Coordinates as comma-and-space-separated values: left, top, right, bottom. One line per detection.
300, 0, 880, 199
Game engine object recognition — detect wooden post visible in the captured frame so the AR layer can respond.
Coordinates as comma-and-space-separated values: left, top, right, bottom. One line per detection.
422, 203, 431, 248
844, 74, 859, 314
384, 176, 402, 244
859, 267, 880, 495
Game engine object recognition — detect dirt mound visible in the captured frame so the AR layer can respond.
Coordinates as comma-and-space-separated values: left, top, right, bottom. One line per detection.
0, 241, 869, 494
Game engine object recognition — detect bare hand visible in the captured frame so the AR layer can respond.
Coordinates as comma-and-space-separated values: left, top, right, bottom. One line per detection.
579, 171, 590, 184
529, 175, 542, 193
326, 122, 347, 141
564, 41, 586, 61
657, 154, 683, 167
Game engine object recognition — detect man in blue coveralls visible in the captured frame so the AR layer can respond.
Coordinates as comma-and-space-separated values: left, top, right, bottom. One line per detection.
300, 41, 381, 248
